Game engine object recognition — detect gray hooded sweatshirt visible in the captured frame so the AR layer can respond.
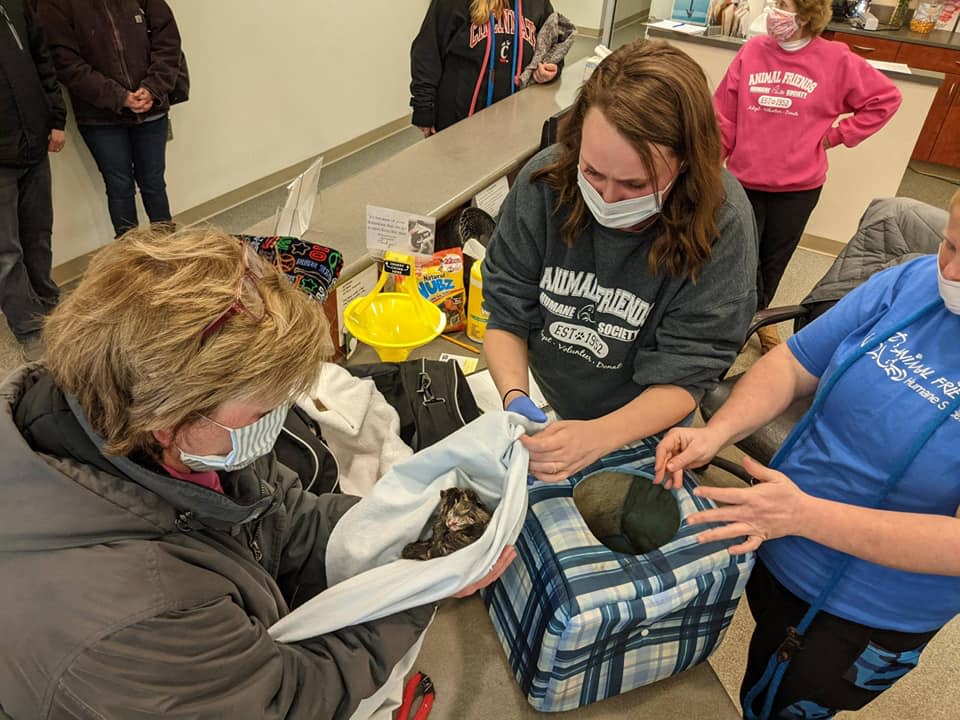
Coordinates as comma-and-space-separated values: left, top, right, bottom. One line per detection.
0, 366, 432, 720
483, 147, 758, 420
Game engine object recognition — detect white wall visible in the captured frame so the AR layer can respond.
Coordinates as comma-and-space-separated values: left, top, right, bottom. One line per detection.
552, 0, 606, 29
49, 0, 431, 265
615, 0, 653, 21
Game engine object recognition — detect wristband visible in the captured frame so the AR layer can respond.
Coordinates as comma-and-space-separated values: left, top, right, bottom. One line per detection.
501, 387, 529, 406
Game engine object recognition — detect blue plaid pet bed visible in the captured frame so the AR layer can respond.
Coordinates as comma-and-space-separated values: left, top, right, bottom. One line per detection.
482, 438, 754, 712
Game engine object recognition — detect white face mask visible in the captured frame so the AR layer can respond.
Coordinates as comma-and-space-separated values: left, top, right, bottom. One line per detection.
179, 404, 288, 472
577, 166, 674, 230
937, 260, 960, 315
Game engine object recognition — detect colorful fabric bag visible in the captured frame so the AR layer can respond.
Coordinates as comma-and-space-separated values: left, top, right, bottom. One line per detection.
238, 234, 343, 302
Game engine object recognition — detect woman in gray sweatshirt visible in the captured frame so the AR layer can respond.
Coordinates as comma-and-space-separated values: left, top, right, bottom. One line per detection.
482, 40, 758, 483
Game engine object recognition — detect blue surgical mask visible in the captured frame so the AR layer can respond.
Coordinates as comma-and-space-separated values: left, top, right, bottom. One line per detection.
577, 166, 675, 230
178, 404, 288, 472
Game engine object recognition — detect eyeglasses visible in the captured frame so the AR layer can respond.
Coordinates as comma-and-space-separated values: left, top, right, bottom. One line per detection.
200, 244, 267, 344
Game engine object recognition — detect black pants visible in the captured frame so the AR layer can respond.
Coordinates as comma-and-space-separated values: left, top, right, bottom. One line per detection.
746, 187, 822, 310
79, 116, 171, 238
0, 158, 59, 339
740, 559, 938, 719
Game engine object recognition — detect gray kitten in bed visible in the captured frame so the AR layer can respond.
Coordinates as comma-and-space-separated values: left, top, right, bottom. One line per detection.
402, 487, 493, 561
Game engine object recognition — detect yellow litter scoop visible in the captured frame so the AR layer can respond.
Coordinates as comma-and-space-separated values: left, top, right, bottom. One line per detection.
343, 252, 445, 361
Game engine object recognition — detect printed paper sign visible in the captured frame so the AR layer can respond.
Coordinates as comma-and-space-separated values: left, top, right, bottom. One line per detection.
438, 352, 479, 375
473, 176, 510, 218
366, 205, 436, 256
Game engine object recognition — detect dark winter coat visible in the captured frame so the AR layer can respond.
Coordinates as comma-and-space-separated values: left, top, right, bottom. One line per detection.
410, 0, 558, 131
0, 366, 433, 719
35, 0, 182, 125
0, 0, 65, 167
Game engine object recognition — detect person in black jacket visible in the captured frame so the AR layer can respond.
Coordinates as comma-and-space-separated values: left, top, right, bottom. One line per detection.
0, 0, 65, 357
36, 0, 183, 238
411, 0, 560, 136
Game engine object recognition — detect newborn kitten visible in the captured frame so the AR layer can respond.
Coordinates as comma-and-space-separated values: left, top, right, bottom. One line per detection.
402, 487, 492, 560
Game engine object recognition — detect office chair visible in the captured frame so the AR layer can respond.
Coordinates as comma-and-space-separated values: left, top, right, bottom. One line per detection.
700, 197, 947, 480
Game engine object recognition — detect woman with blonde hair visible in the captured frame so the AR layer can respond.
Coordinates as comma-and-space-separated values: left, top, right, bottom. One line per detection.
411, 0, 561, 135
0, 227, 506, 719
482, 40, 758, 483
714, 0, 901, 353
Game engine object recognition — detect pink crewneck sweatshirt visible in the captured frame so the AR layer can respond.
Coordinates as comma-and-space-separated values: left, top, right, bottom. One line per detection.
713, 35, 902, 193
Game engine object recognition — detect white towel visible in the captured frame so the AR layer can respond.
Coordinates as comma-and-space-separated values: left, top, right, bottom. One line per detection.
297, 363, 413, 497
268, 411, 533, 643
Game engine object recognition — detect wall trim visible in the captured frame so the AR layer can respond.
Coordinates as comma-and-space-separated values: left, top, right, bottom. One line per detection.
172, 114, 413, 228
615, 10, 649, 29
52, 113, 414, 283
799, 233, 844, 257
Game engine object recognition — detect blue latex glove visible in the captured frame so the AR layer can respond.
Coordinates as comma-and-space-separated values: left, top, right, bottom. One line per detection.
506, 395, 547, 423
506, 395, 548, 485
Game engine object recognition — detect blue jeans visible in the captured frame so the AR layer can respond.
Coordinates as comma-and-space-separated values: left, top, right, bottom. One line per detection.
0, 158, 59, 339
79, 116, 171, 237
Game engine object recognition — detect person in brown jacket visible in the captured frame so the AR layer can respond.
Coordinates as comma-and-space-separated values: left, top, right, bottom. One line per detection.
0, 227, 509, 719
35, 0, 183, 237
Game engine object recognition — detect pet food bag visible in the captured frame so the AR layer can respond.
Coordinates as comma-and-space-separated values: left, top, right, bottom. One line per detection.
398, 248, 467, 333
483, 439, 754, 712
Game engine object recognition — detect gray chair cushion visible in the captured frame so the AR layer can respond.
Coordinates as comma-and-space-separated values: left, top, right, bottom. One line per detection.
700, 374, 812, 466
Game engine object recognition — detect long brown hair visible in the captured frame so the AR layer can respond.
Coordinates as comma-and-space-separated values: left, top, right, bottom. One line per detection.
532, 40, 725, 281
470, 0, 507, 24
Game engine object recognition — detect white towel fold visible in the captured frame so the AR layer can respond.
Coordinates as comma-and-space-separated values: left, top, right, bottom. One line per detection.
269, 411, 534, 643
297, 363, 413, 497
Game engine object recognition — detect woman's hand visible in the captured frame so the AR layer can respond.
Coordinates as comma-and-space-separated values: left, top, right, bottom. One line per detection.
520, 419, 609, 482
452, 545, 516, 598
48, 129, 66, 153
686, 456, 809, 555
654, 426, 726, 490
533, 62, 558, 83
419, 126, 437, 138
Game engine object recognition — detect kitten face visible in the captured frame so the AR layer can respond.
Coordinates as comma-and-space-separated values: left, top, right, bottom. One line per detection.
441, 488, 491, 531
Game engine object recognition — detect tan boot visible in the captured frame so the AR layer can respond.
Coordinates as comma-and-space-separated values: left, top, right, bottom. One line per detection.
757, 325, 781, 355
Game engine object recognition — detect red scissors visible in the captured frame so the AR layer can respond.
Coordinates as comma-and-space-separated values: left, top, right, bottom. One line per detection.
397, 671, 435, 720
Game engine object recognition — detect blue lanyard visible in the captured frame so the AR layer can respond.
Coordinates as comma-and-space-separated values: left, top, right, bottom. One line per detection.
486, 2, 521, 107
745, 298, 958, 720
486, 14, 496, 108
509, 0, 519, 96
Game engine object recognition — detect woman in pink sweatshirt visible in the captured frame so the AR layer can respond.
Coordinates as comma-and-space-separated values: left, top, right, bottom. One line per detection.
713, 0, 902, 352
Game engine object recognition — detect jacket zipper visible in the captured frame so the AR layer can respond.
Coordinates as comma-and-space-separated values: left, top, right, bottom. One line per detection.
102, 0, 133, 90
248, 519, 263, 563
1, 5, 24, 51
448, 359, 467, 426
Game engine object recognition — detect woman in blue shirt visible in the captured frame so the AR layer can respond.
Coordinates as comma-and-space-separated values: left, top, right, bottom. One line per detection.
653, 190, 960, 719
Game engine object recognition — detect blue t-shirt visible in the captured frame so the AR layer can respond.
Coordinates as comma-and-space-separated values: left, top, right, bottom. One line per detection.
761, 255, 960, 633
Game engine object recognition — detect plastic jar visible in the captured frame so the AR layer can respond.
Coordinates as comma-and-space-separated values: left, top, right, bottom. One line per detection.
910, 1, 944, 32
466, 261, 489, 343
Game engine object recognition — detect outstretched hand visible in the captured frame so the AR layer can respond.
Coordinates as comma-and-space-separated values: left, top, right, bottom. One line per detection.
654, 426, 725, 490
452, 545, 516, 598
686, 456, 808, 555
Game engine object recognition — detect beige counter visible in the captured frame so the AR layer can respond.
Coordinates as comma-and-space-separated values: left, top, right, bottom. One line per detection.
248, 58, 589, 283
